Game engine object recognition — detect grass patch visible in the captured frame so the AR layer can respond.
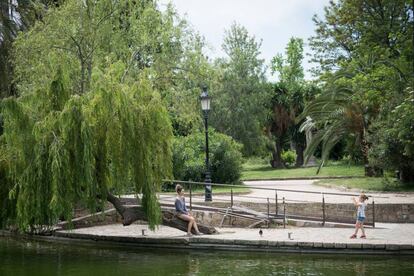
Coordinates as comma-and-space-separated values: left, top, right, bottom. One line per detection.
315, 178, 414, 192
242, 158, 364, 180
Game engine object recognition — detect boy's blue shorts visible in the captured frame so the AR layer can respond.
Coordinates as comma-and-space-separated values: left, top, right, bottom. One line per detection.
357, 216, 365, 222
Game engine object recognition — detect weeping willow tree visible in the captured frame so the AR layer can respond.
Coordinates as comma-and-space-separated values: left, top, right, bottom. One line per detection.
1, 63, 173, 230
0, 0, 217, 233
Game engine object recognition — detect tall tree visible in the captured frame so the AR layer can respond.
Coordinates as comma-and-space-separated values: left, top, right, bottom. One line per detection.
268, 37, 310, 168
0, 0, 60, 98
0, 0, 216, 233
210, 23, 268, 156
307, 0, 413, 179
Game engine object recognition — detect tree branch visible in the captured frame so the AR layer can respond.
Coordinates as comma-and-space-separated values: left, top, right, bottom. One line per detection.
106, 192, 217, 234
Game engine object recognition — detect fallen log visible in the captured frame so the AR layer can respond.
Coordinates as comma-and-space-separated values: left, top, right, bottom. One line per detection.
107, 193, 217, 234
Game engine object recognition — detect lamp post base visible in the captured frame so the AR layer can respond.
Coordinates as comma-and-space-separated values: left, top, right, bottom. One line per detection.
204, 172, 212, 202
205, 184, 212, 201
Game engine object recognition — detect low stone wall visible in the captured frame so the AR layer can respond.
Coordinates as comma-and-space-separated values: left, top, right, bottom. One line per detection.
62, 201, 413, 231
62, 208, 264, 229
201, 201, 414, 224
191, 210, 267, 228
59, 209, 123, 229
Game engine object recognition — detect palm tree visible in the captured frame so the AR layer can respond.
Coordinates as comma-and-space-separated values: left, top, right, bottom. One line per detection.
266, 83, 295, 168
299, 84, 377, 176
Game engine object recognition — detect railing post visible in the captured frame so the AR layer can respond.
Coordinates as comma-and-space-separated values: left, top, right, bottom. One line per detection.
283, 197, 286, 229
267, 197, 270, 228
189, 182, 192, 211
231, 188, 233, 208
267, 197, 270, 220
372, 198, 375, 228
275, 190, 278, 216
322, 193, 325, 226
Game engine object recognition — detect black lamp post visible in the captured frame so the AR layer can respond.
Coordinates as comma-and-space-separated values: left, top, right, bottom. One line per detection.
200, 86, 212, 201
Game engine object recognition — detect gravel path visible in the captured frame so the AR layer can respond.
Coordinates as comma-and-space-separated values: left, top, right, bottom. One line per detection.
240, 180, 414, 204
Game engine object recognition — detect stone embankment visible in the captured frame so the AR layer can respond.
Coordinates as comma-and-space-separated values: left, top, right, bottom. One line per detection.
33, 223, 414, 255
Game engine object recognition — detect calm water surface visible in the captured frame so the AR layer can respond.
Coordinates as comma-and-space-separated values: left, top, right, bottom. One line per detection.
1, 237, 413, 276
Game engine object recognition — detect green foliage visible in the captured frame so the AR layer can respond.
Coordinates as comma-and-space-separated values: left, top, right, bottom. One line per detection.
368, 87, 414, 182
271, 37, 304, 90
1, 65, 172, 231
210, 23, 268, 156
0, 0, 180, 231
281, 150, 296, 168
0, 143, 16, 228
307, 0, 413, 179
267, 38, 317, 168
172, 130, 243, 184
299, 83, 366, 170
1, 0, 56, 98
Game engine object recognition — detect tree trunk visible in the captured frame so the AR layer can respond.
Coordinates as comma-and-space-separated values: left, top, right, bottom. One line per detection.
360, 135, 382, 177
270, 140, 284, 168
80, 61, 86, 94
106, 193, 217, 234
0, 2, 15, 98
400, 167, 414, 184
295, 144, 304, 167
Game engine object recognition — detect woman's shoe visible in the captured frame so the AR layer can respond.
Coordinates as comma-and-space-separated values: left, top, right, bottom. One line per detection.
350, 234, 357, 239
187, 232, 193, 237
360, 235, 366, 239
195, 232, 204, 236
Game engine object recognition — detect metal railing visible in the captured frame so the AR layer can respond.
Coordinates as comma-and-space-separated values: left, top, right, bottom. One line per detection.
163, 179, 378, 228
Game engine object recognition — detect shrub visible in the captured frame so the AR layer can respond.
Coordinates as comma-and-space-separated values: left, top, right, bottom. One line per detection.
172, 129, 243, 187
281, 150, 296, 168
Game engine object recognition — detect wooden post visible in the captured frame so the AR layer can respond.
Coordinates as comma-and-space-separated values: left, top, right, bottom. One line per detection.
322, 193, 325, 226
275, 190, 278, 216
189, 183, 192, 211
231, 188, 233, 208
372, 199, 375, 228
283, 197, 286, 229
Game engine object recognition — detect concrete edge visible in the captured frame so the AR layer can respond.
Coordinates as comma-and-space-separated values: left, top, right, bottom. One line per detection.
1, 230, 413, 255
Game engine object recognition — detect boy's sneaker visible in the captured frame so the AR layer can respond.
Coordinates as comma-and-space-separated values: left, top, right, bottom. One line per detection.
350, 234, 357, 239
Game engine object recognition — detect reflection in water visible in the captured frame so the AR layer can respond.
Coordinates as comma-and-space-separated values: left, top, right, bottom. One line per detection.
1, 237, 414, 276
354, 262, 366, 276
188, 257, 200, 276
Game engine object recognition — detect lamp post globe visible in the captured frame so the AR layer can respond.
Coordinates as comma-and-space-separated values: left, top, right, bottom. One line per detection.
200, 86, 212, 201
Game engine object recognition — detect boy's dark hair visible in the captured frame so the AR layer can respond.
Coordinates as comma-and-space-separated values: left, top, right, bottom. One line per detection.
175, 184, 183, 194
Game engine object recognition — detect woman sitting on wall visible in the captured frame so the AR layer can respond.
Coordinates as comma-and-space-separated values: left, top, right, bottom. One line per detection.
175, 184, 203, 236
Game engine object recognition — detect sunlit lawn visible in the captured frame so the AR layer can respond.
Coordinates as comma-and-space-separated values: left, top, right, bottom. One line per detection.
315, 178, 414, 192
242, 158, 364, 180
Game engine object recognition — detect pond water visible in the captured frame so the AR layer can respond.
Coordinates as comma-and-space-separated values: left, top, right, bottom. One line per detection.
1, 237, 413, 276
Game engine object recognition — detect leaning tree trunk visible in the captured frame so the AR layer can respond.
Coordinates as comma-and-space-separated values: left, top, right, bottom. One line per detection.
106, 193, 217, 234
